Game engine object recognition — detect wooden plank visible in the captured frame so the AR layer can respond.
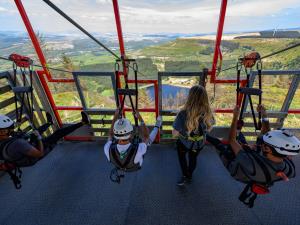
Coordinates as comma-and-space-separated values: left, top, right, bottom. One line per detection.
0, 71, 10, 80
162, 121, 174, 126
85, 109, 115, 115
161, 110, 178, 116
32, 72, 59, 132
5, 108, 17, 120
0, 85, 11, 95
243, 111, 287, 118
23, 126, 32, 134
0, 97, 15, 108
241, 131, 260, 136
161, 129, 172, 135
93, 128, 110, 133
243, 122, 282, 128
90, 119, 113, 124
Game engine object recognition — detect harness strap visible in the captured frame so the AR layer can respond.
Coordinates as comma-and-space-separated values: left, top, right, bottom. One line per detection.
180, 118, 207, 152
109, 143, 139, 183
239, 183, 257, 208
6, 167, 22, 189
237, 53, 262, 131
239, 151, 273, 207
11, 56, 35, 130
111, 143, 139, 170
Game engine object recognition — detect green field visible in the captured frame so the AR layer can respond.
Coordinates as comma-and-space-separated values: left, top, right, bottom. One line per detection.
0, 36, 299, 128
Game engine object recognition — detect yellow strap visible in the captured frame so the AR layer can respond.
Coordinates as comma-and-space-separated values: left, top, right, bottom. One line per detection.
187, 135, 204, 142
179, 133, 204, 142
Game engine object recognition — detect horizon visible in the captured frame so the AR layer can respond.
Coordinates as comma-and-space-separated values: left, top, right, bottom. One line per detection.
0, 0, 300, 34
1, 26, 299, 37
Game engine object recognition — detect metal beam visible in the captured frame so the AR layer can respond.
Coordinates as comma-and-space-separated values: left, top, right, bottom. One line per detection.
210, 0, 228, 82
112, 0, 128, 77
14, 0, 51, 80
158, 72, 203, 77
278, 75, 300, 126
253, 70, 300, 76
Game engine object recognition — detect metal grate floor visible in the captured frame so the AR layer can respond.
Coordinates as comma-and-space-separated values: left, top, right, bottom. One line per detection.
0, 142, 300, 225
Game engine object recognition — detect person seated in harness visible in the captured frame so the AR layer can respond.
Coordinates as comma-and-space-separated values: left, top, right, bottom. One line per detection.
104, 109, 162, 180
0, 111, 91, 188
206, 105, 300, 207
172, 85, 214, 186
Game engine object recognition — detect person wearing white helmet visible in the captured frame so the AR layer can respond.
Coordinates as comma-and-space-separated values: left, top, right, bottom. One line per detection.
207, 104, 300, 207
104, 108, 162, 173
0, 111, 90, 170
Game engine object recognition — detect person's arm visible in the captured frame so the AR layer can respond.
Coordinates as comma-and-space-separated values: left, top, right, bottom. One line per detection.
135, 110, 149, 143
108, 108, 120, 140
172, 111, 182, 138
257, 104, 270, 135
229, 106, 242, 155
103, 140, 112, 161
172, 129, 180, 138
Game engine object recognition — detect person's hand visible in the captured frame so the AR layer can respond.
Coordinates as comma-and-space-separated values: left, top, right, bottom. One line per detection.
114, 107, 121, 118
133, 110, 143, 121
233, 105, 240, 117
257, 104, 267, 117
32, 130, 42, 140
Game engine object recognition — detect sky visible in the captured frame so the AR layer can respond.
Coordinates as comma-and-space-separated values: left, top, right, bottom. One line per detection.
0, 0, 299, 34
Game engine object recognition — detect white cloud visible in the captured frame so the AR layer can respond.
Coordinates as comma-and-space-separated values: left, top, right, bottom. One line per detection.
227, 0, 299, 17
96, 0, 111, 5
0, 0, 299, 33
0, 6, 8, 12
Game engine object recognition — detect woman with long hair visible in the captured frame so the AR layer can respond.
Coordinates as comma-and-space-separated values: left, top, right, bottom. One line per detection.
172, 85, 213, 186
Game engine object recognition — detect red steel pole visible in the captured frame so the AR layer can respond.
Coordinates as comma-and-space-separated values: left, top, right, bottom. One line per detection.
211, 0, 228, 83
112, 0, 126, 58
112, 0, 128, 78
37, 71, 63, 126
14, 0, 52, 80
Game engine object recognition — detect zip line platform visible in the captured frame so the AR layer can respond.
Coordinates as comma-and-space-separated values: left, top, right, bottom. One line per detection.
0, 142, 300, 225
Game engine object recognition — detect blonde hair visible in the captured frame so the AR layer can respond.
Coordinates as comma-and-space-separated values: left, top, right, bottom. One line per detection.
182, 85, 213, 133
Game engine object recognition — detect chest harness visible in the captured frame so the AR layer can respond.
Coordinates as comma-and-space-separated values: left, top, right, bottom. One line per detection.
109, 138, 141, 183
236, 149, 294, 208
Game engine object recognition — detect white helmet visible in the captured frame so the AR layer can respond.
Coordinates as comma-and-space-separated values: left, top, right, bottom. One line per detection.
0, 115, 14, 129
113, 118, 133, 140
263, 130, 300, 156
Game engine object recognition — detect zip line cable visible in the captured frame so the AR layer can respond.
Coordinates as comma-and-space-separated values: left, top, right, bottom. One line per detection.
0, 56, 72, 74
221, 41, 300, 73
42, 0, 120, 60
42, 0, 149, 78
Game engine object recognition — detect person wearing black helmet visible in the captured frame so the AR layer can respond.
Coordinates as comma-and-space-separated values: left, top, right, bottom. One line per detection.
0, 111, 90, 168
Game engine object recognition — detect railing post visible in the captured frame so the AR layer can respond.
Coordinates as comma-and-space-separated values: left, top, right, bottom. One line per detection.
211, 0, 228, 82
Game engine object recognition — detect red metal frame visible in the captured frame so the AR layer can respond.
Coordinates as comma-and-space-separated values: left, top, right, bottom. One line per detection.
112, 0, 160, 141
15, 0, 77, 129
14, 0, 298, 143
210, 0, 227, 83
215, 109, 300, 114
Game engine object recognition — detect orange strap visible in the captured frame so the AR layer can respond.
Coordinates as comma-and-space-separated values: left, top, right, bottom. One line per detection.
241, 52, 261, 68
9, 53, 33, 68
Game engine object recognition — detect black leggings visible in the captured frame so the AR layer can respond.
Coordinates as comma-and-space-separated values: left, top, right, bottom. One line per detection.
176, 140, 200, 178
42, 122, 83, 155
206, 134, 235, 167
16, 122, 83, 167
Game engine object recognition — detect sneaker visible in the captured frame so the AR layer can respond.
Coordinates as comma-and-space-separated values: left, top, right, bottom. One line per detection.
81, 111, 90, 125
185, 177, 192, 184
176, 176, 187, 186
46, 112, 53, 125
155, 116, 162, 128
